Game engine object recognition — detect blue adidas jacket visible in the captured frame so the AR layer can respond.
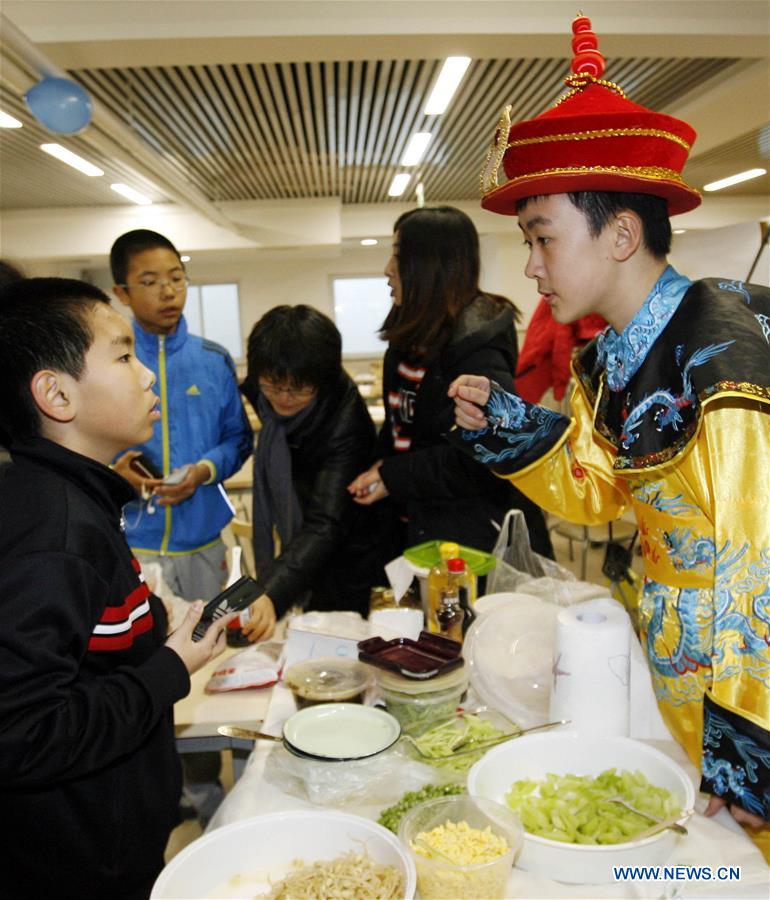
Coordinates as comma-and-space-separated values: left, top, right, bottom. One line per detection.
124, 316, 253, 554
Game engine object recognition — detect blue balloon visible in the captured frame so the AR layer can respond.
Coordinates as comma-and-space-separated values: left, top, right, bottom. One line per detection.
25, 76, 92, 134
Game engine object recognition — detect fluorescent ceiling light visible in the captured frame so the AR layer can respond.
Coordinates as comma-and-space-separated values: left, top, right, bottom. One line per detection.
40, 143, 103, 176
111, 183, 153, 205
673, 229, 686, 234
703, 168, 766, 192
388, 173, 411, 197
401, 132, 432, 166
424, 57, 471, 115
360, 239, 378, 246
0, 110, 23, 128
180, 255, 191, 262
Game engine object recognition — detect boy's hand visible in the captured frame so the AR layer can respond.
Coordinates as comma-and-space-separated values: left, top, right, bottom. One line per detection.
113, 449, 163, 495
448, 375, 491, 430
153, 462, 210, 506
242, 595, 277, 643
348, 460, 388, 505
704, 794, 769, 829
165, 600, 232, 674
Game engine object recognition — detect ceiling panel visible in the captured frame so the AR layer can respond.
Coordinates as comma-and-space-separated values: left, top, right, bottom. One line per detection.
682, 126, 770, 197
0, 85, 167, 209
0, 55, 759, 210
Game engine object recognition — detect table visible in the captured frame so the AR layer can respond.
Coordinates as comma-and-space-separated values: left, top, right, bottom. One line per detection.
206, 684, 769, 898
174, 647, 273, 782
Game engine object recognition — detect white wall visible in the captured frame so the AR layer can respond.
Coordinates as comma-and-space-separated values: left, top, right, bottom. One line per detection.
85, 229, 542, 363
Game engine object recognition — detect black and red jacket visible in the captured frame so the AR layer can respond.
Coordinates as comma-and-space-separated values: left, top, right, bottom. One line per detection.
0, 437, 190, 900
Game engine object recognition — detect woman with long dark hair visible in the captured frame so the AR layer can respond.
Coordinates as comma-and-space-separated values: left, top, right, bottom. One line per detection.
349, 206, 552, 557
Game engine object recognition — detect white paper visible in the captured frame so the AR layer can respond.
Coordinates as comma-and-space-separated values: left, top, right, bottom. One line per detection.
384, 554, 418, 603
549, 597, 631, 738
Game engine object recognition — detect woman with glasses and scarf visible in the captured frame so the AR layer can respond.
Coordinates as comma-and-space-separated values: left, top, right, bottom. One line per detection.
348, 206, 552, 560
240, 305, 388, 641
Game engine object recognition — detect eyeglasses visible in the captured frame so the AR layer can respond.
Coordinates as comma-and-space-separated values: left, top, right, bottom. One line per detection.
119, 276, 189, 294
258, 381, 317, 399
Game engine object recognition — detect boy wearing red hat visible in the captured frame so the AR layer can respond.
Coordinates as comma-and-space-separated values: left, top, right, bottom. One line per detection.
450, 15, 770, 852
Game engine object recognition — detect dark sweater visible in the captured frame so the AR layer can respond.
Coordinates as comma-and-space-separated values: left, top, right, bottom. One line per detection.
378, 294, 553, 556
0, 438, 190, 900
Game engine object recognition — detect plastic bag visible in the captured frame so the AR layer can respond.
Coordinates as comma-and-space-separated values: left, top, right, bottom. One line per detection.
204, 642, 281, 693
485, 509, 609, 606
262, 740, 448, 807
139, 560, 191, 633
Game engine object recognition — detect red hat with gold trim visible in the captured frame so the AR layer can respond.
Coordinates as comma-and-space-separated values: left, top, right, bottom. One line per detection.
480, 13, 701, 216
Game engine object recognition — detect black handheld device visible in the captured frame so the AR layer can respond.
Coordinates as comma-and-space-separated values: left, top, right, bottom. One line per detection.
192, 575, 262, 641
129, 452, 163, 480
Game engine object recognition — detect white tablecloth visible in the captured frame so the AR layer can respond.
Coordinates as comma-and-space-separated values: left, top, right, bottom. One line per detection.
207, 683, 769, 899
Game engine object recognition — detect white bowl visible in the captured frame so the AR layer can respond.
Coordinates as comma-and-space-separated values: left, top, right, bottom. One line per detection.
151, 810, 417, 898
467, 733, 695, 884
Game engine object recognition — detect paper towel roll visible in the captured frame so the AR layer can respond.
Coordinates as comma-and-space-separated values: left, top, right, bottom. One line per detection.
549, 597, 631, 738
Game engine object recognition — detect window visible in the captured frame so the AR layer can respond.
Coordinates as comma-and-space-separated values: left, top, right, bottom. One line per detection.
332, 276, 390, 356
185, 283, 243, 359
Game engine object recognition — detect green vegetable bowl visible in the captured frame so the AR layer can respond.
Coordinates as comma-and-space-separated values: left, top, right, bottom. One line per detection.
466, 733, 695, 884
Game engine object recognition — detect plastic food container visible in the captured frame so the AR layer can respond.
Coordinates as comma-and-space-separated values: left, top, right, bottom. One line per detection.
404, 541, 497, 576
358, 631, 462, 678
375, 665, 468, 732
398, 794, 523, 899
283, 657, 371, 708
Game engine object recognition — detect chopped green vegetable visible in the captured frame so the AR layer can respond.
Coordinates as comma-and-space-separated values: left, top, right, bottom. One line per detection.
410, 713, 508, 774
377, 783, 464, 834
505, 769, 681, 845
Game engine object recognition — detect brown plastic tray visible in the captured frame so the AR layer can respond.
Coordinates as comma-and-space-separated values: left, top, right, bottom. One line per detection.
357, 630, 463, 679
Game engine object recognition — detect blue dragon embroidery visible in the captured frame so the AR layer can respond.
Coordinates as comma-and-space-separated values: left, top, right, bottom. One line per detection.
664, 528, 716, 571
712, 580, 770, 660
620, 341, 735, 449
644, 587, 712, 679
629, 479, 698, 515
461, 386, 566, 466
717, 280, 752, 304
756, 313, 770, 344
702, 709, 770, 817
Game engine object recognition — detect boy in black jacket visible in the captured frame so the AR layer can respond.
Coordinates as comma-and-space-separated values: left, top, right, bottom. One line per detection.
0, 278, 232, 900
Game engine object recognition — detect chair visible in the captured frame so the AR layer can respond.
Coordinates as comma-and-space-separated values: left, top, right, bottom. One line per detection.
548, 516, 638, 581
225, 517, 256, 579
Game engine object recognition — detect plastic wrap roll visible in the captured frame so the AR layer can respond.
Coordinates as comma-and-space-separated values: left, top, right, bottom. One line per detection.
549, 597, 631, 737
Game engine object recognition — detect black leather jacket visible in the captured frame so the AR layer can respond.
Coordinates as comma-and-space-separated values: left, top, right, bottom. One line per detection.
241, 371, 389, 617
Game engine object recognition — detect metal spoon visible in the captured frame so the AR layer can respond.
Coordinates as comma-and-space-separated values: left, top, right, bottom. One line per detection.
607, 798, 690, 836
217, 724, 283, 743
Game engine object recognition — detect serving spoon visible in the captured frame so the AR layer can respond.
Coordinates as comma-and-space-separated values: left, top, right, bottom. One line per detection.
607, 798, 690, 836
217, 724, 283, 743
403, 718, 569, 760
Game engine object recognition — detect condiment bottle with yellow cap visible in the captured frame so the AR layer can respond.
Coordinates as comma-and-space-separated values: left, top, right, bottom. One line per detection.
426, 541, 459, 633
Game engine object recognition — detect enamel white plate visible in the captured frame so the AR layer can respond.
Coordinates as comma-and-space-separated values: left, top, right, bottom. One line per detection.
282, 702, 401, 760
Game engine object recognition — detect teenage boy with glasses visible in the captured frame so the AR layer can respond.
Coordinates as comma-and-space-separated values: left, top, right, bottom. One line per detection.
111, 229, 252, 825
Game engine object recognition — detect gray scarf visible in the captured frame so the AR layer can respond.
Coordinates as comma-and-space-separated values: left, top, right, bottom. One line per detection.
251, 392, 317, 572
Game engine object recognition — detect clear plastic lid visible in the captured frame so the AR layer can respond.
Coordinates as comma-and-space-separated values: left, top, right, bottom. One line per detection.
283, 657, 371, 702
